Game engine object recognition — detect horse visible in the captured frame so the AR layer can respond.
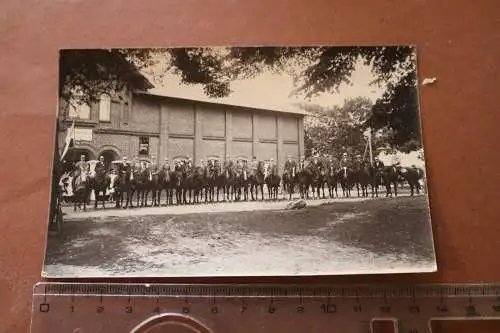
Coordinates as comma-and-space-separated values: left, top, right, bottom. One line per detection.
310, 166, 326, 199
182, 167, 204, 204
355, 164, 371, 198
399, 166, 425, 196
214, 164, 227, 202
337, 166, 356, 198
118, 168, 136, 209
72, 171, 90, 211
151, 169, 165, 207
158, 168, 177, 206
90, 167, 111, 209
248, 162, 265, 201
174, 168, 184, 205
135, 168, 153, 207
205, 166, 217, 202
224, 167, 238, 202
282, 167, 297, 200
382, 165, 400, 197
235, 167, 250, 201
297, 167, 313, 199
265, 168, 281, 201
325, 164, 339, 198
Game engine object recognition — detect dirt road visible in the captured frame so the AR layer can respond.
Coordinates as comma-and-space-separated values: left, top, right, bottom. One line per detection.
44, 196, 436, 277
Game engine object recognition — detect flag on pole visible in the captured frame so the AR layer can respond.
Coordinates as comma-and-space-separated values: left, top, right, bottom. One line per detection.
60, 120, 75, 161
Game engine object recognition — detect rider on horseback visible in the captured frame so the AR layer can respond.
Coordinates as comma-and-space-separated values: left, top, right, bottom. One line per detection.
250, 156, 259, 172
310, 154, 323, 173
267, 158, 277, 176
299, 156, 307, 170
74, 154, 90, 178
339, 152, 351, 170
95, 155, 106, 174
283, 154, 297, 177
162, 158, 171, 171
353, 154, 366, 169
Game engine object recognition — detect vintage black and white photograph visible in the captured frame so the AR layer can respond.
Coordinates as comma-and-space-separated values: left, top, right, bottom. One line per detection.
43, 46, 436, 277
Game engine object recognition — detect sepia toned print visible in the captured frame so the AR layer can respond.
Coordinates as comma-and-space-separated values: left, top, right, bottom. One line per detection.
43, 46, 436, 277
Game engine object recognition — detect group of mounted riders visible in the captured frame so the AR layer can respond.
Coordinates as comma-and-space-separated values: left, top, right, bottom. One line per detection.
63, 147, 425, 211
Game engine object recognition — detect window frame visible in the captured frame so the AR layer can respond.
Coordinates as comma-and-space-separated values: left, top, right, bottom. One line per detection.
98, 93, 112, 122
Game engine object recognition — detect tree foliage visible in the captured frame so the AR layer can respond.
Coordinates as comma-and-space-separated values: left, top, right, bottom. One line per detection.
59, 46, 422, 150
301, 97, 376, 158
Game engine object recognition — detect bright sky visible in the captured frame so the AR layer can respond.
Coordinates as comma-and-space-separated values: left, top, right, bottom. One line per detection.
142, 56, 385, 113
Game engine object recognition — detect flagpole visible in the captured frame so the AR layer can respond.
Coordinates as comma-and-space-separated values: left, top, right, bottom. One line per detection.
368, 127, 373, 166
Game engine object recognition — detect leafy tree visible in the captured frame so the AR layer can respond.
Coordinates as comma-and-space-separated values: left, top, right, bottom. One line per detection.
59, 46, 421, 149
300, 97, 374, 159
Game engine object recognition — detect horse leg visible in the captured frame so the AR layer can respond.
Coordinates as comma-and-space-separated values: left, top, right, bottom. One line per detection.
94, 190, 98, 209
394, 181, 398, 197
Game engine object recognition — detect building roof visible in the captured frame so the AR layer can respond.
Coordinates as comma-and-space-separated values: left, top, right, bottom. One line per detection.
133, 90, 307, 116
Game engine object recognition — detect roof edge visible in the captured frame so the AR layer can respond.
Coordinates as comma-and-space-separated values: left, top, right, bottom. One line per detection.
133, 90, 307, 116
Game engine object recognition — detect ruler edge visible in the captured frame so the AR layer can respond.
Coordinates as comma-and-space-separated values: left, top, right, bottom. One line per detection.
32, 282, 500, 298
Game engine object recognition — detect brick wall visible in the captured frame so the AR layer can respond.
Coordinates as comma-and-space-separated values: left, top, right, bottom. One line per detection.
232, 110, 252, 139
201, 140, 225, 160
129, 96, 160, 133
168, 138, 194, 160
231, 141, 252, 160
256, 142, 277, 161
169, 102, 194, 135
92, 133, 130, 157
60, 93, 304, 168
201, 107, 225, 137
255, 113, 276, 140
281, 116, 299, 142
283, 143, 299, 159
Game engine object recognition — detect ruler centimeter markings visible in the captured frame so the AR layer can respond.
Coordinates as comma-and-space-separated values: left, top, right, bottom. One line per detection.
30, 283, 500, 333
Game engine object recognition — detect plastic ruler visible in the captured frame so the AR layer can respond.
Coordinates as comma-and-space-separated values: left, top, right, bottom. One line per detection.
30, 283, 500, 333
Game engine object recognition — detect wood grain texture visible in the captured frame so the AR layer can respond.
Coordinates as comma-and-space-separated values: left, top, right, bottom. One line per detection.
0, 0, 499, 332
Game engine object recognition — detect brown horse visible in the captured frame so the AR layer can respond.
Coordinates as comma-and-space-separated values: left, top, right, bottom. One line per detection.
325, 164, 339, 198
355, 163, 371, 198
337, 166, 356, 198
90, 168, 111, 209
383, 166, 399, 197
265, 168, 281, 201
213, 163, 227, 202
118, 167, 136, 208
297, 167, 313, 199
399, 166, 424, 196
248, 162, 265, 201
72, 172, 90, 211
282, 167, 297, 200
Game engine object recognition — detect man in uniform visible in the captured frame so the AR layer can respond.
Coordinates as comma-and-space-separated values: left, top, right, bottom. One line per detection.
339, 152, 351, 170
250, 156, 259, 172
298, 155, 307, 171
235, 159, 244, 176
162, 158, 170, 171
95, 155, 106, 174
325, 155, 337, 174
267, 158, 277, 176
353, 154, 365, 170
119, 156, 130, 174
373, 155, 384, 170
198, 159, 207, 176
283, 154, 298, 178
310, 154, 323, 173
